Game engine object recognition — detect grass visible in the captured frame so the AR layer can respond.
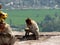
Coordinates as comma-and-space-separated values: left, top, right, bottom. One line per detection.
2, 9, 60, 26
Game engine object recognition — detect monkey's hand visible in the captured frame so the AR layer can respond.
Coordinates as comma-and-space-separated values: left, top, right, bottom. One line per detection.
25, 28, 29, 30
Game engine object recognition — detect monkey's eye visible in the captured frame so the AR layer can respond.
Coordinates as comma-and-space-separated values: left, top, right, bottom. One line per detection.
0, 14, 3, 16
2, 15, 4, 16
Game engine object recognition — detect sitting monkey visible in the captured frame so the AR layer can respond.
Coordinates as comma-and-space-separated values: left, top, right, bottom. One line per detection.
0, 11, 16, 45
25, 18, 39, 40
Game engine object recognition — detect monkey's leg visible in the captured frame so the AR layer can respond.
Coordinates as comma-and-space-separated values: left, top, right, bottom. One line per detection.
25, 30, 29, 36
31, 30, 39, 40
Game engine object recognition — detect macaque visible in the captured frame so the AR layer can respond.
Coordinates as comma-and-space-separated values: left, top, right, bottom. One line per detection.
25, 18, 39, 40
0, 11, 16, 45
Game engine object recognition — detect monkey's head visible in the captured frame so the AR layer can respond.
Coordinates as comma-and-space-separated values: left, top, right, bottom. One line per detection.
0, 11, 8, 22
26, 18, 32, 25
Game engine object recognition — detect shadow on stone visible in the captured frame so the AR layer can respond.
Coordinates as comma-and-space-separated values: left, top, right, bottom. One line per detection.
15, 34, 37, 41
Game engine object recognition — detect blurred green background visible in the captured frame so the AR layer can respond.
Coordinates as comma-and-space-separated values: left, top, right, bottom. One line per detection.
3, 9, 60, 25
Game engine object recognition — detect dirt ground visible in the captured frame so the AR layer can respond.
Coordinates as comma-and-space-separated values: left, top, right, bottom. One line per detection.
13, 31, 60, 45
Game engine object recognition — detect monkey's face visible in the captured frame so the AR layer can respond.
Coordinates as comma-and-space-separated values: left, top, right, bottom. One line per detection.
0, 11, 8, 20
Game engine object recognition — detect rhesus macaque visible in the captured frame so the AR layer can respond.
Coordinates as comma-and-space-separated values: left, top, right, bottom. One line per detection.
0, 11, 16, 45
25, 18, 39, 40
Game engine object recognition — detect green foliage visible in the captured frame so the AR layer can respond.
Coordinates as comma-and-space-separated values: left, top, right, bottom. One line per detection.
40, 13, 60, 32
2, 9, 60, 32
